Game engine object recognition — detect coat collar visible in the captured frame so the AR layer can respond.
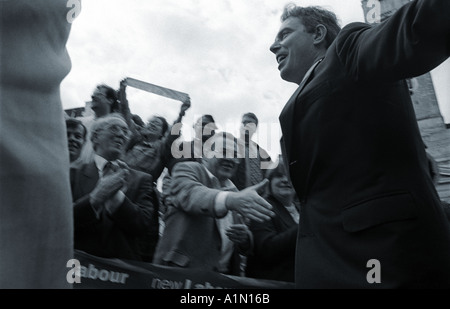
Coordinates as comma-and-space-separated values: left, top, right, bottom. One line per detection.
83, 161, 100, 179
74, 161, 100, 197
279, 58, 324, 164
266, 196, 297, 227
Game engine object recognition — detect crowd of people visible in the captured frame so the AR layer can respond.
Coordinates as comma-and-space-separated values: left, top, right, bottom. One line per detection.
2, 0, 450, 289
65, 80, 299, 283
66, 0, 450, 288
65, 73, 450, 287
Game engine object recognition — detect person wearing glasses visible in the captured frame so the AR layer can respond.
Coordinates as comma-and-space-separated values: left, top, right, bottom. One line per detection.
70, 114, 159, 261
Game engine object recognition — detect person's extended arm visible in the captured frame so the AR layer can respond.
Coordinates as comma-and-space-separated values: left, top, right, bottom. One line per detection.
118, 79, 139, 137
337, 0, 450, 82
170, 162, 274, 222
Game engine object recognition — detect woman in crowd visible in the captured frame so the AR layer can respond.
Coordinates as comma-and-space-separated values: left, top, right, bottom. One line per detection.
245, 156, 299, 283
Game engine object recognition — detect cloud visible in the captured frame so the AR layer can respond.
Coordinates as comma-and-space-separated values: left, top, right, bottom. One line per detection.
61, 0, 448, 159
61, 0, 343, 156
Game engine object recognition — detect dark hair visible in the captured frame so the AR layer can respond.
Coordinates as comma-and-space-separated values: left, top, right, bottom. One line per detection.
65, 117, 87, 140
96, 84, 120, 112
196, 114, 216, 126
265, 159, 287, 183
132, 114, 145, 128
154, 116, 169, 137
242, 112, 258, 126
281, 4, 341, 48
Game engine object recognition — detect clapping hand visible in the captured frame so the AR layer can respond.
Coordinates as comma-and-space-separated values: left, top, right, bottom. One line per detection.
226, 224, 251, 249
90, 163, 130, 206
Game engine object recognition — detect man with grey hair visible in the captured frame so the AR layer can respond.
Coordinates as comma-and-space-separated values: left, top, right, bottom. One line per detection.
271, 1, 450, 288
70, 114, 159, 262
153, 132, 274, 275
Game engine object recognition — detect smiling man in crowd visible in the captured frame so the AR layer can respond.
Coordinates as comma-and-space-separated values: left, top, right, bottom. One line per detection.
66, 117, 87, 167
153, 132, 274, 275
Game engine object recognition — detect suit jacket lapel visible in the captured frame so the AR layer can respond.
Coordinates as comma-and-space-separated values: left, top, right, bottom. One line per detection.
269, 196, 296, 227
279, 85, 304, 165
279, 58, 323, 165
277, 203, 296, 227
81, 162, 100, 196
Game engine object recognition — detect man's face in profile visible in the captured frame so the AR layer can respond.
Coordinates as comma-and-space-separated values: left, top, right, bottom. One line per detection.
270, 17, 317, 84
90, 87, 112, 117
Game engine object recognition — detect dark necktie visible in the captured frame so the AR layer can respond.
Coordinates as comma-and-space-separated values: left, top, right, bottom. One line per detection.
102, 161, 117, 177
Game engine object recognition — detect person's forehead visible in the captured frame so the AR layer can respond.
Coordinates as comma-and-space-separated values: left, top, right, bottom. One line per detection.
202, 121, 215, 127
278, 16, 306, 33
93, 87, 107, 96
216, 137, 237, 151
102, 118, 127, 129
148, 117, 163, 125
67, 124, 85, 133
242, 116, 256, 124
199, 121, 216, 130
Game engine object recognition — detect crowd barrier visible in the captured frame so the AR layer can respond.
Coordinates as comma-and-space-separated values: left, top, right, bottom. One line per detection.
72, 250, 295, 289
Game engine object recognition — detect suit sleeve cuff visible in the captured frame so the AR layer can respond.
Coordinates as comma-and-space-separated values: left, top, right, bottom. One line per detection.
214, 191, 229, 218
105, 191, 125, 215
89, 194, 103, 220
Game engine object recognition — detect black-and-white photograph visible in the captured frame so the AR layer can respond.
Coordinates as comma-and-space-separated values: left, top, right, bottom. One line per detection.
1, 0, 449, 294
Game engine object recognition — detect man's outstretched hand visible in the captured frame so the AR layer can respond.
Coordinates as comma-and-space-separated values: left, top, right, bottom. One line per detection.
225, 179, 275, 223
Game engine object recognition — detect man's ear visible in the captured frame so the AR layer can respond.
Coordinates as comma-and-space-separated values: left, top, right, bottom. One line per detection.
313, 24, 327, 46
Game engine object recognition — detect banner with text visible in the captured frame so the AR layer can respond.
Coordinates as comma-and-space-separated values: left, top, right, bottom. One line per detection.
72, 250, 294, 289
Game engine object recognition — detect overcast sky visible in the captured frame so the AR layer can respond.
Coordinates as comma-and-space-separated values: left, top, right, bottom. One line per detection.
61, 0, 450, 158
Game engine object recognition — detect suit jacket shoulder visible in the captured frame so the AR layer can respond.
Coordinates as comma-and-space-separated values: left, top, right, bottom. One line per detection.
170, 161, 223, 217
333, 0, 450, 82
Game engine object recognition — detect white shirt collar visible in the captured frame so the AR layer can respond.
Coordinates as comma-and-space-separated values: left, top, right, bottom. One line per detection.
203, 164, 234, 189
94, 154, 108, 172
94, 154, 120, 173
300, 57, 324, 84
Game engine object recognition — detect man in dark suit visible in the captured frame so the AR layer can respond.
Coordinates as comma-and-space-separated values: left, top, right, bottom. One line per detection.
70, 114, 159, 261
270, 1, 450, 288
153, 132, 274, 275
